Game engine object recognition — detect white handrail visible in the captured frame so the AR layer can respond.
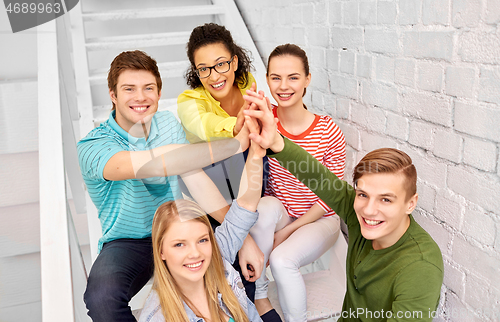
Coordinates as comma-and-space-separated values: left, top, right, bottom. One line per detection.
38, 19, 75, 322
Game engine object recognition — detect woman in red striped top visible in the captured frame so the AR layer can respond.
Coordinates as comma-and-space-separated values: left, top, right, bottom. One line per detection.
248, 44, 346, 322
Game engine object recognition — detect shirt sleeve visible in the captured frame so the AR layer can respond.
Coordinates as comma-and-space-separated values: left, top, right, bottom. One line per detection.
77, 132, 124, 182
138, 290, 164, 322
268, 137, 356, 224
388, 261, 443, 322
177, 90, 236, 141
316, 119, 347, 213
215, 200, 258, 263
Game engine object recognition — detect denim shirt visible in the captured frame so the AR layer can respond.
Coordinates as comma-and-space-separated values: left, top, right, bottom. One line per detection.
139, 200, 263, 322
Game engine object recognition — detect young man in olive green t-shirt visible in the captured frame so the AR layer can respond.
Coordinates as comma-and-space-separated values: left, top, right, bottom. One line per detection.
243, 92, 443, 321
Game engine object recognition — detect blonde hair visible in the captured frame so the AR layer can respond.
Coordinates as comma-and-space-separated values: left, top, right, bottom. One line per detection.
151, 200, 250, 322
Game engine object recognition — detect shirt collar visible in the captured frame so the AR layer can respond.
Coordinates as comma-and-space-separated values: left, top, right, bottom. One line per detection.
108, 111, 158, 148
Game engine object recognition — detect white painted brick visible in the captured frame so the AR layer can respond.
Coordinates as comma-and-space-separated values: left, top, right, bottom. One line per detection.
443, 262, 465, 297
302, 4, 314, 24
458, 31, 500, 65
377, 1, 397, 24
344, 2, 359, 25
399, 0, 422, 25
408, 120, 435, 150
478, 67, 500, 104
442, 293, 481, 322
408, 149, 448, 188
328, 1, 342, 25
452, 0, 481, 28
293, 27, 306, 46
454, 102, 500, 143
496, 222, 500, 253
336, 98, 350, 120
486, 0, 500, 24
323, 94, 336, 116
416, 181, 437, 213
417, 61, 443, 92
291, 5, 303, 23
445, 66, 475, 99
452, 235, 500, 285
339, 50, 355, 75
337, 122, 360, 150
463, 137, 497, 172
403, 31, 454, 61
359, 1, 377, 25
311, 68, 329, 92
365, 28, 400, 55
422, 0, 450, 25
277, 8, 288, 26
356, 54, 372, 79
434, 190, 463, 228
359, 130, 398, 152
361, 80, 398, 111
310, 47, 326, 68
395, 59, 415, 87
313, 2, 327, 25
311, 90, 325, 113
351, 102, 386, 133
385, 112, 409, 140
375, 56, 395, 83
331, 27, 364, 50
326, 49, 339, 72
329, 74, 358, 100
462, 204, 496, 245
433, 129, 462, 163
401, 90, 452, 126
448, 165, 500, 213
274, 27, 294, 44
464, 274, 492, 312
306, 27, 329, 47
413, 211, 450, 254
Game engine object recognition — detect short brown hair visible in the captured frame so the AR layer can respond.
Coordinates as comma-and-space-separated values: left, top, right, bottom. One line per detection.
107, 50, 162, 110
353, 148, 417, 200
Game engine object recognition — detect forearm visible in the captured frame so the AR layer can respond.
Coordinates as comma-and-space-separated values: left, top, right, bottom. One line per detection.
181, 169, 230, 222
284, 203, 326, 234
236, 147, 263, 212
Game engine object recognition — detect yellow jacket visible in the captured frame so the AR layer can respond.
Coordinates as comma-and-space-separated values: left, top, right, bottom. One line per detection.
177, 73, 256, 142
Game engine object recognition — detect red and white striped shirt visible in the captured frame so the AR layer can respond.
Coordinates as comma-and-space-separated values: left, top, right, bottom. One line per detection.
265, 107, 346, 218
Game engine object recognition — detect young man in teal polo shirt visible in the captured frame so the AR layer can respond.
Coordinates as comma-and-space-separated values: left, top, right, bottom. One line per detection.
77, 50, 263, 322
243, 92, 444, 321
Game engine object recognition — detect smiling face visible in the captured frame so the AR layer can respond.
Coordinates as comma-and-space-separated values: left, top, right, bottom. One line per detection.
193, 42, 238, 101
160, 219, 212, 287
110, 69, 161, 134
267, 55, 311, 109
353, 172, 418, 250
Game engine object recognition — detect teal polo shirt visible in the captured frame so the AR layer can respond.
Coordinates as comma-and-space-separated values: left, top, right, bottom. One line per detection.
77, 111, 188, 252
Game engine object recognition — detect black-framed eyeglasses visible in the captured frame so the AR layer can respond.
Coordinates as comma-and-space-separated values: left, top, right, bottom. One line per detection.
195, 56, 235, 79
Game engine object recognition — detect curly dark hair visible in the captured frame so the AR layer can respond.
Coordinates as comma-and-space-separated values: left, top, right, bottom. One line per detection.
185, 23, 253, 89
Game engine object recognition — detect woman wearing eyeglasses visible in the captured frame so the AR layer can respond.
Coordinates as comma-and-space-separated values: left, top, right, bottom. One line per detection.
177, 23, 256, 142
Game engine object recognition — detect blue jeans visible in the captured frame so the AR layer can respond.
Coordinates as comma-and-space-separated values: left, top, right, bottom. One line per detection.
84, 238, 154, 322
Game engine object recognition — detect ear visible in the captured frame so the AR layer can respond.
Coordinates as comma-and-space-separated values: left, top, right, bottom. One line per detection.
232, 55, 238, 71
405, 193, 418, 214
305, 73, 312, 88
158, 89, 162, 100
161, 250, 166, 261
109, 89, 117, 105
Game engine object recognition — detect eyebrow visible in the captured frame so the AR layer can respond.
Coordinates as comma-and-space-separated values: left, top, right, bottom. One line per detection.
120, 83, 156, 87
269, 73, 301, 77
170, 233, 209, 243
196, 56, 228, 68
355, 189, 397, 199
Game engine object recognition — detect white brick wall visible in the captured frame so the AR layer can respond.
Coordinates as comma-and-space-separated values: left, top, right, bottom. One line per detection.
236, 0, 500, 320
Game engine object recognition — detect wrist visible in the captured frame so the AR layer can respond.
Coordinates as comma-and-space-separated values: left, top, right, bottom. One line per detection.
268, 133, 285, 154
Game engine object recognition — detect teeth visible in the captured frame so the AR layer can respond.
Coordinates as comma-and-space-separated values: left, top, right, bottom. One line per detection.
185, 261, 202, 268
365, 219, 382, 226
278, 94, 292, 98
212, 81, 224, 88
132, 106, 147, 111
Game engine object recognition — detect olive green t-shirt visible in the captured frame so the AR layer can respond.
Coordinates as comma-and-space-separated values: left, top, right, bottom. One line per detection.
269, 138, 444, 322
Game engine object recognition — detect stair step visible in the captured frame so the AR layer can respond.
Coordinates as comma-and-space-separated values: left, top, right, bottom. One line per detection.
83, 5, 225, 21
89, 61, 190, 85
86, 31, 191, 51
93, 98, 179, 125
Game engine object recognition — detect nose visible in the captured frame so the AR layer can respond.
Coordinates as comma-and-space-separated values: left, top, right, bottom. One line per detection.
209, 68, 220, 82
363, 198, 378, 217
135, 89, 146, 101
187, 244, 200, 258
279, 79, 288, 90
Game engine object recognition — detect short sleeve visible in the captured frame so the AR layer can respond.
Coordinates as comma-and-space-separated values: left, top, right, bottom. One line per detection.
77, 132, 124, 182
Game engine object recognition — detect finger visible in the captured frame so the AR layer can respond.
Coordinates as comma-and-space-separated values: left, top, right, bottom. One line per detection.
245, 116, 260, 135
243, 109, 265, 119
240, 262, 250, 281
266, 96, 273, 111
244, 90, 264, 99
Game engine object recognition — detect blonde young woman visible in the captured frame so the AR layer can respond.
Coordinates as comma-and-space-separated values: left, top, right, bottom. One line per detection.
139, 139, 265, 322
